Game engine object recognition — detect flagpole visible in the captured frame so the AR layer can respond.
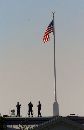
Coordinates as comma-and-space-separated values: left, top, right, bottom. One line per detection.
52, 12, 59, 116
52, 12, 57, 102
43, 13, 59, 115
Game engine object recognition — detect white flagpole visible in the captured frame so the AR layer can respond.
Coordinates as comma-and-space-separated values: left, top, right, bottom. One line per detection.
53, 12, 57, 102
52, 12, 59, 116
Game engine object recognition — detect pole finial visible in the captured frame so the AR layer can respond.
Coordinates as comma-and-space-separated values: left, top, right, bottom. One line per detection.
52, 12, 55, 16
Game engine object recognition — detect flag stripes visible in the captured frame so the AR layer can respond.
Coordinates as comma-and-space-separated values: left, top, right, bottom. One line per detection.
43, 20, 54, 43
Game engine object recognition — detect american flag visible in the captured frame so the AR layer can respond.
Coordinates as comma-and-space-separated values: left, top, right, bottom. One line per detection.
43, 20, 54, 43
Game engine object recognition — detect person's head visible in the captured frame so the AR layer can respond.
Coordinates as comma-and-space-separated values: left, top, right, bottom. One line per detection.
17, 102, 19, 105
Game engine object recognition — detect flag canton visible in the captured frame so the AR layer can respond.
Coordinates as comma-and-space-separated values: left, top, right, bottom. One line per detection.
43, 20, 54, 43
48, 20, 53, 28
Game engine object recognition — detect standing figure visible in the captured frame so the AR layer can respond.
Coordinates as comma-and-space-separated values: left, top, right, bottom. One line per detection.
16, 102, 21, 117
37, 101, 42, 117
28, 102, 33, 117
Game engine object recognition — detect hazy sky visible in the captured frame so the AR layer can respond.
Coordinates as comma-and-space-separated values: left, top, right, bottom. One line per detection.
0, 0, 84, 117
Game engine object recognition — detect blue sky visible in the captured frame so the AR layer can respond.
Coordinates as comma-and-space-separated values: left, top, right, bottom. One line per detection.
0, 0, 84, 117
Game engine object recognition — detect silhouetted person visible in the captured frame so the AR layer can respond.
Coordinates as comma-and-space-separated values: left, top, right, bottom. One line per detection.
37, 101, 42, 117
16, 102, 21, 117
28, 102, 33, 117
